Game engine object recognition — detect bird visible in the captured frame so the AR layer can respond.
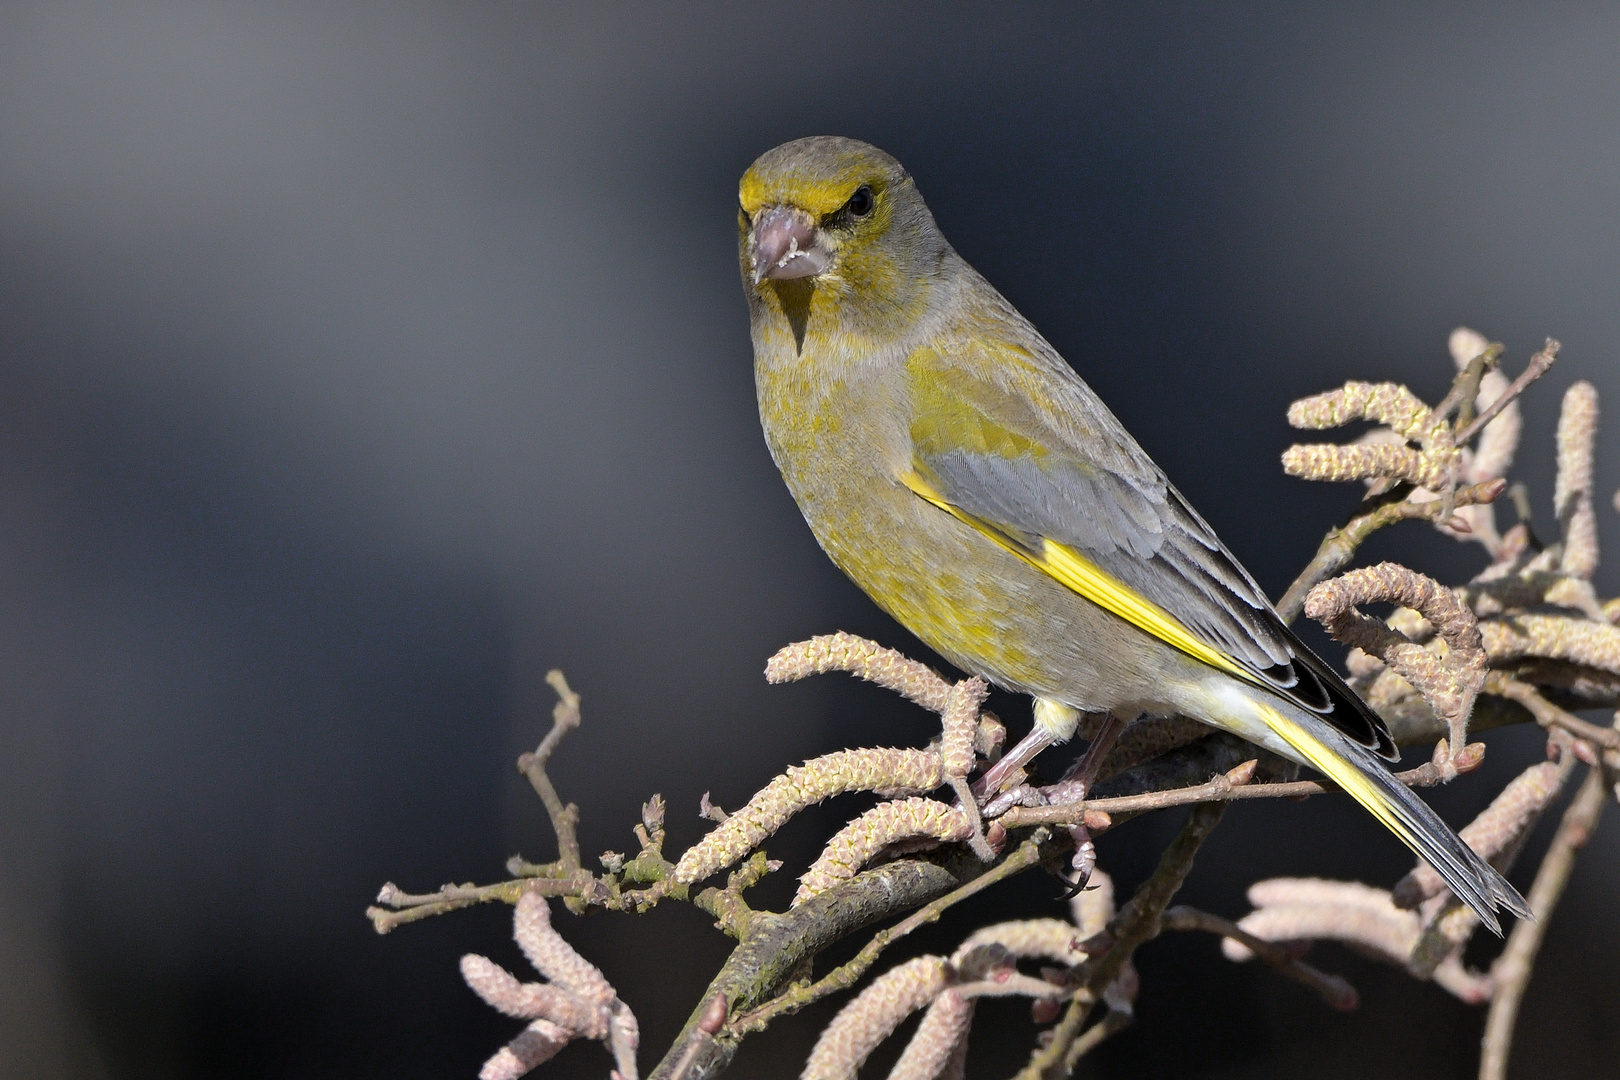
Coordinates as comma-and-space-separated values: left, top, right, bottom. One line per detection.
737, 135, 1528, 933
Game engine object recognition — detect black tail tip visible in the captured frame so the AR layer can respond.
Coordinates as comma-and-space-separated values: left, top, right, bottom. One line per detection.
1470, 874, 1531, 938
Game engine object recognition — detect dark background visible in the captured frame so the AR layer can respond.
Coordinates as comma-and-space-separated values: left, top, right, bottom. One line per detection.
1, 3, 1616, 1078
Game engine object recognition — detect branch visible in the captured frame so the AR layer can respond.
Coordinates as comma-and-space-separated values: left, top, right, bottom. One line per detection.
1455, 339, 1559, 445
725, 830, 1052, 1040
1161, 906, 1358, 1011
1015, 803, 1226, 1079
369, 879, 574, 934
1479, 765, 1609, 1080
1433, 341, 1500, 429
647, 833, 1055, 1080
519, 671, 585, 877
1488, 673, 1620, 752
998, 746, 1477, 830
1277, 480, 1504, 624
369, 671, 653, 932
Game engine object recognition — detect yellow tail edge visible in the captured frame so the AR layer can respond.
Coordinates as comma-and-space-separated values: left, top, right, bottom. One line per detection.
1252, 699, 1527, 932
1257, 702, 1407, 839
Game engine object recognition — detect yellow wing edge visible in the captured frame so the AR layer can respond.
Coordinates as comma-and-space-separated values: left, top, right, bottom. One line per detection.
899, 468, 1252, 683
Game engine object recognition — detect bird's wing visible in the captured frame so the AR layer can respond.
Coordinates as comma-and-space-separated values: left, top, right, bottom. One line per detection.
903, 336, 1397, 759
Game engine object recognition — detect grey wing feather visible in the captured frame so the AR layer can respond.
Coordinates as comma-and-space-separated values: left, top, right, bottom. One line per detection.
922, 443, 1295, 674
913, 324, 1396, 758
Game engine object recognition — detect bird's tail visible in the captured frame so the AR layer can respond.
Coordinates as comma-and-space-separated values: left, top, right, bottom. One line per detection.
1253, 700, 1531, 936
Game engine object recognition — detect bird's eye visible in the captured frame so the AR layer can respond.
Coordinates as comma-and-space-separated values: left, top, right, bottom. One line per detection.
845, 185, 874, 218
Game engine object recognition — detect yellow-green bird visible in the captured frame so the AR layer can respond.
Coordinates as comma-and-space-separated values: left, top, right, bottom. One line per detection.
739, 135, 1528, 932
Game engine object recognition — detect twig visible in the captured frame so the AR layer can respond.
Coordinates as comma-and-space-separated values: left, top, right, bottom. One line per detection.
1057, 1010, 1132, 1071
369, 879, 544, 934
1277, 480, 1505, 623
1407, 897, 1480, 982
1433, 345, 1500, 428
372, 670, 598, 933
997, 751, 1474, 830
1161, 906, 1358, 1010
1016, 803, 1226, 1080
1456, 340, 1559, 446
1479, 765, 1608, 1080
1488, 674, 1620, 751
518, 670, 585, 876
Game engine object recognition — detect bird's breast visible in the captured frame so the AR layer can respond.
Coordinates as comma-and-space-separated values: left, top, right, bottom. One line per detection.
753, 331, 1183, 712
754, 339, 1038, 689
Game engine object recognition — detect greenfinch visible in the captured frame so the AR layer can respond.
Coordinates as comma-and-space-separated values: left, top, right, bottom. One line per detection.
739, 135, 1527, 931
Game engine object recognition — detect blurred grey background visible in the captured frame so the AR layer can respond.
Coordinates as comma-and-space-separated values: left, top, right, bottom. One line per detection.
0, 3, 1616, 1078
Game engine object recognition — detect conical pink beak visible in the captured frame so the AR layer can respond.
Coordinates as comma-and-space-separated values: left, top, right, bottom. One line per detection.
750, 206, 829, 284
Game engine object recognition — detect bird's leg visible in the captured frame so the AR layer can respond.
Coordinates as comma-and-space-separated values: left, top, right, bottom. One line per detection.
969, 725, 1059, 803
1038, 713, 1129, 806
979, 710, 1131, 818
1026, 715, 1124, 898
974, 698, 1090, 815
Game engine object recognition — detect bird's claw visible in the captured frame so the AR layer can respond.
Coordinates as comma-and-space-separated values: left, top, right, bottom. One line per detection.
1054, 824, 1096, 900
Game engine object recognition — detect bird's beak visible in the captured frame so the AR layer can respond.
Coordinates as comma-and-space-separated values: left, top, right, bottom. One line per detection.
749, 206, 830, 284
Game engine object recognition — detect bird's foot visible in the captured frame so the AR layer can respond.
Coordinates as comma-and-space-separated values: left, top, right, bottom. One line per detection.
979, 780, 1050, 818
1054, 824, 1096, 900
1035, 775, 1092, 806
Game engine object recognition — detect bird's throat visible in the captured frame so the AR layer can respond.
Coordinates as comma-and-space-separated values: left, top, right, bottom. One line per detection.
770, 277, 814, 355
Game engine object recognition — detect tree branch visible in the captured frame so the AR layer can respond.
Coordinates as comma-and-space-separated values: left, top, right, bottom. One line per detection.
1487, 674, 1620, 751
1015, 802, 1226, 1079
368, 879, 544, 934
1276, 480, 1505, 624
998, 747, 1476, 831
1479, 765, 1609, 1080
1161, 906, 1358, 1011
646, 844, 1036, 1080
1456, 340, 1559, 446
723, 830, 1053, 1041
518, 670, 585, 878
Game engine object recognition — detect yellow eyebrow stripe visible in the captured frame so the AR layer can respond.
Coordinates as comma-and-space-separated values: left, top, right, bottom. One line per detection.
899, 469, 1253, 683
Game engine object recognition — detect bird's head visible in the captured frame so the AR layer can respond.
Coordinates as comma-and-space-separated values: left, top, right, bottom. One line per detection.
739, 137, 948, 333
